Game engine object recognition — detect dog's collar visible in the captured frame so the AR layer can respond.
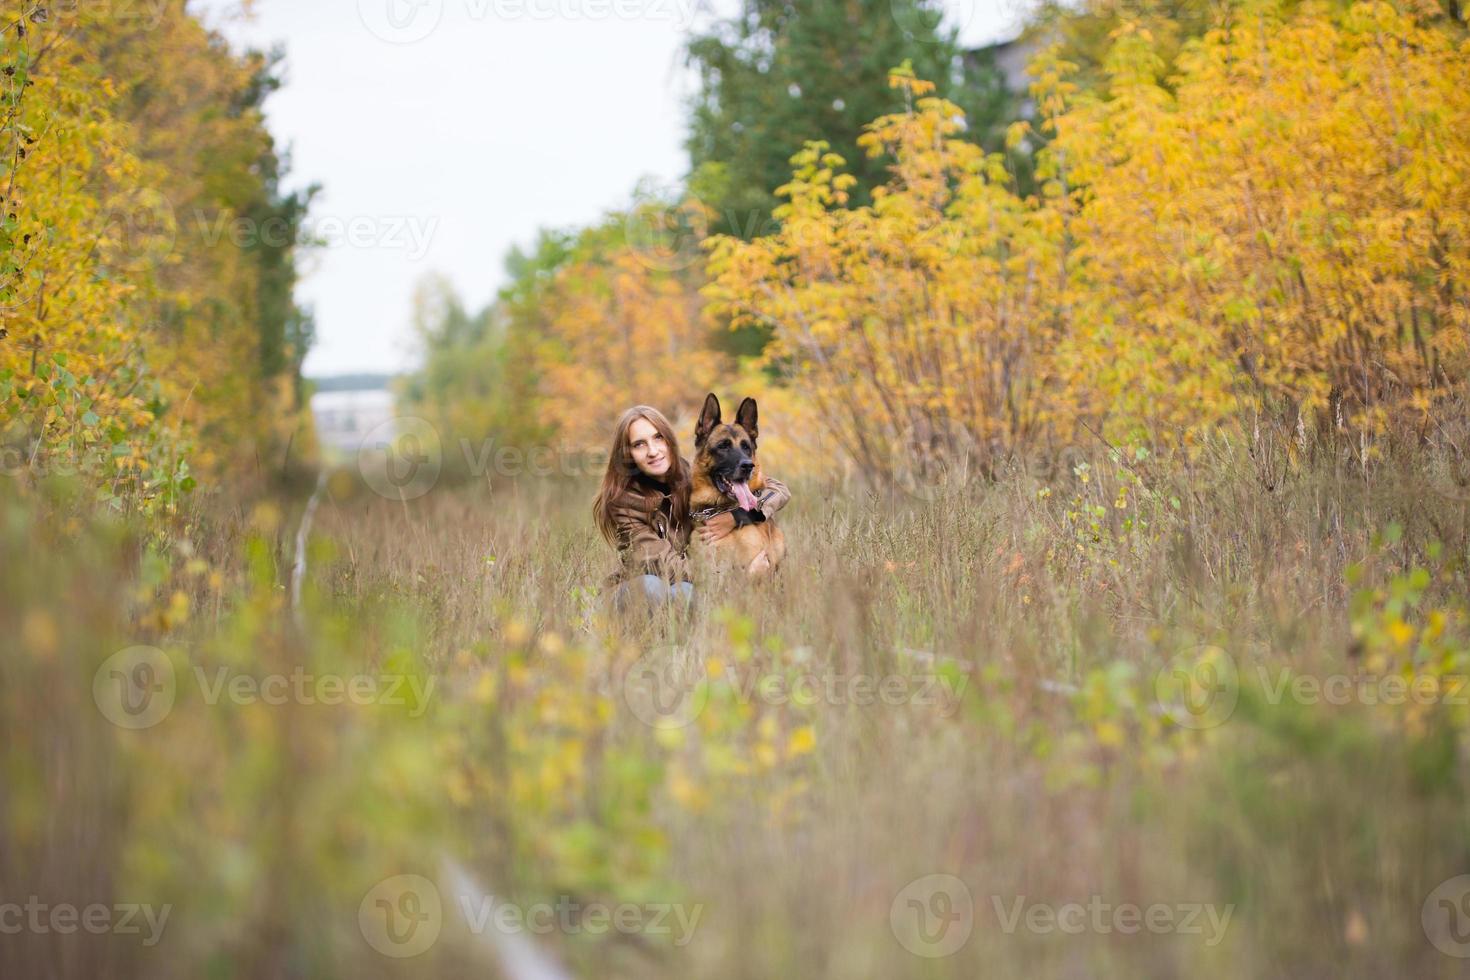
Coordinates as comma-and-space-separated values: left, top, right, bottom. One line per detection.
693, 491, 770, 525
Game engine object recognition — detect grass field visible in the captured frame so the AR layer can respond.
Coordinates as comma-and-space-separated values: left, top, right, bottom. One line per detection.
5, 435, 1470, 977
6, 1, 1468, 976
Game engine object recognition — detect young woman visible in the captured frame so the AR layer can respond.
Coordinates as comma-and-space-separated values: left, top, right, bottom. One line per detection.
593, 405, 790, 610
594, 406, 695, 610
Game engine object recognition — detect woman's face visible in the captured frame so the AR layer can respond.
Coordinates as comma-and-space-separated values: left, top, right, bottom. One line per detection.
627, 417, 671, 479
632, 414, 676, 478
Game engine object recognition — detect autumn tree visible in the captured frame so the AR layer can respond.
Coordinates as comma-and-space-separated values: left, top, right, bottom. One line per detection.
704, 65, 1063, 481
1045, 0, 1470, 445
683, 0, 1018, 243
706, 0, 1470, 484
406, 201, 730, 467
0, 1, 313, 503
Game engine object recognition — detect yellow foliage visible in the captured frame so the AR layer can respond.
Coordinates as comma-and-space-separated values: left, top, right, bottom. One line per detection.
1, 2, 312, 503
534, 245, 731, 450
1051, 0, 1470, 443
706, 1, 1470, 476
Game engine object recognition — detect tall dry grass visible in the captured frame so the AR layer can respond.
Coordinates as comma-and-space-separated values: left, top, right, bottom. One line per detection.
306, 432, 1470, 978
2, 431, 1468, 977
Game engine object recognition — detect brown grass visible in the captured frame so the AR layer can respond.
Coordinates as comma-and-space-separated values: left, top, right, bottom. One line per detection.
2, 435, 1468, 977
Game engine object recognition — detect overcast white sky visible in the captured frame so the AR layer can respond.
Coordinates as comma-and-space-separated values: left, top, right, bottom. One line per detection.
199, 0, 1028, 376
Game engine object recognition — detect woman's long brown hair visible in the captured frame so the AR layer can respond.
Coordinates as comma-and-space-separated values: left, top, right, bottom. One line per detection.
592, 405, 691, 547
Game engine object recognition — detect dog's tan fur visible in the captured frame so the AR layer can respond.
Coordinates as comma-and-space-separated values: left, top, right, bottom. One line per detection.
689, 395, 786, 580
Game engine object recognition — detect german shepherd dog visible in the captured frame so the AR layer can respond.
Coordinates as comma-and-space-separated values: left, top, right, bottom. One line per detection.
690, 393, 786, 579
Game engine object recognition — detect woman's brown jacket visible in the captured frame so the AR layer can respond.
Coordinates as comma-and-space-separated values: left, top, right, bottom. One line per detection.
604, 466, 790, 587
604, 471, 694, 587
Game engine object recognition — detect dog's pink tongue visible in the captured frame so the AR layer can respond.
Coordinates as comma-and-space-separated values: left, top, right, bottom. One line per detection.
731, 481, 760, 511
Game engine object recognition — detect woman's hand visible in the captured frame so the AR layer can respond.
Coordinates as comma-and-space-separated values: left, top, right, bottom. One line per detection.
699, 508, 767, 544
698, 511, 737, 544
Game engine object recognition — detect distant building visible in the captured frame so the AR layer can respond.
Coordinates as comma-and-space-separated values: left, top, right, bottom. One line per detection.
965, 31, 1055, 118
311, 388, 398, 458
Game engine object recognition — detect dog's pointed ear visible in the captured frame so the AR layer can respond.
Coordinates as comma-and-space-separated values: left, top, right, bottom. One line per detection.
735, 397, 758, 443
695, 393, 722, 447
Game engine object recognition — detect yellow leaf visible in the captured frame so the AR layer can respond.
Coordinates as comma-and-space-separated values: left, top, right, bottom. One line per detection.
786, 725, 817, 758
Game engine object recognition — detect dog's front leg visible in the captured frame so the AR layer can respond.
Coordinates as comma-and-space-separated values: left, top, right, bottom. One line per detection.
746, 550, 773, 579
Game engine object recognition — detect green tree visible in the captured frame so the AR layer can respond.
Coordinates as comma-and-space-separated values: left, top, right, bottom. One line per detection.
683, 0, 1019, 241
